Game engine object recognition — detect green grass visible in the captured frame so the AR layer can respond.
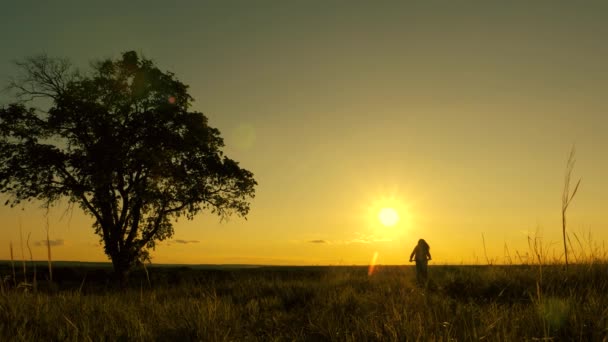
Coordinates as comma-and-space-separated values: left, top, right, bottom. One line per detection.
1, 263, 608, 341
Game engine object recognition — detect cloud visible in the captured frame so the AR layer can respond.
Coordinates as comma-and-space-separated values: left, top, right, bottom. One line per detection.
303, 234, 393, 245
35, 239, 64, 247
173, 239, 200, 244
345, 237, 393, 244
342, 232, 393, 244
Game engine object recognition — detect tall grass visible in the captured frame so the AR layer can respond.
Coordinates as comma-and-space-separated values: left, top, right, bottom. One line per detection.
25, 232, 36, 291
562, 145, 581, 269
9, 241, 16, 287
1, 221, 606, 340
0, 260, 607, 341
45, 217, 53, 283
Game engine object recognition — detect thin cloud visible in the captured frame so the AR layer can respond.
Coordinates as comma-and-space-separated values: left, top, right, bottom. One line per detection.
343, 232, 393, 244
173, 239, 200, 244
344, 237, 393, 244
35, 239, 64, 247
303, 234, 393, 245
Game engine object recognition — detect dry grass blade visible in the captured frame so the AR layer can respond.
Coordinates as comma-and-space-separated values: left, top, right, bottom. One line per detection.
10, 241, 16, 287
19, 224, 26, 284
63, 315, 79, 332
46, 217, 53, 282
26, 232, 36, 291
561, 145, 581, 269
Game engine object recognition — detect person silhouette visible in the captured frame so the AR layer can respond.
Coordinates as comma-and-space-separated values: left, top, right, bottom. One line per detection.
409, 239, 431, 285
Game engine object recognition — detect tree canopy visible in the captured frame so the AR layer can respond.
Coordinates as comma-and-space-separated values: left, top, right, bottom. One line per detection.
0, 51, 257, 281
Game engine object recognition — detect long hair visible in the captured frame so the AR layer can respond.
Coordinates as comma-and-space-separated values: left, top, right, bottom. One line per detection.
418, 239, 430, 253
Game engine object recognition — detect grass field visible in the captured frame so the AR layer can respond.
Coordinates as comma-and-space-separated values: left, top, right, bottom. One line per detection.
1, 261, 607, 341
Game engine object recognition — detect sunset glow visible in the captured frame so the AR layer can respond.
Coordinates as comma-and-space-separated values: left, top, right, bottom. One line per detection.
378, 208, 399, 227
1, 2, 607, 266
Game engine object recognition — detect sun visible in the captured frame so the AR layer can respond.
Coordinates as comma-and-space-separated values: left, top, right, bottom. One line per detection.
378, 207, 399, 227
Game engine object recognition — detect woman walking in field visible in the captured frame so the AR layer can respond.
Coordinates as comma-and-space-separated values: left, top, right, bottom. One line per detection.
409, 239, 431, 285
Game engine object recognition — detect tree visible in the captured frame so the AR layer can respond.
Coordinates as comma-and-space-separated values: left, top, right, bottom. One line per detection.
0, 52, 257, 283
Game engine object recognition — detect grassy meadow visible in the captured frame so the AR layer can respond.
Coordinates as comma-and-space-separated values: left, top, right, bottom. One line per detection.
1, 260, 608, 341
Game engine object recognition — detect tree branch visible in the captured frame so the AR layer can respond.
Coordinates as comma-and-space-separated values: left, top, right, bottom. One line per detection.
55, 165, 103, 224
140, 203, 167, 247
125, 198, 143, 246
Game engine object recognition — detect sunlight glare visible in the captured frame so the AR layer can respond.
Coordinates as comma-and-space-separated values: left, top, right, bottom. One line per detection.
378, 207, 399, 227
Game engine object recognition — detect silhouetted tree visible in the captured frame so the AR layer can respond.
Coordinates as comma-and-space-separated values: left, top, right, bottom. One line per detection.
0, 52, 257, 283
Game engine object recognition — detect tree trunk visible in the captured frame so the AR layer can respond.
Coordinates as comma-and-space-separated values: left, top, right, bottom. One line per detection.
111, 252, 133, 288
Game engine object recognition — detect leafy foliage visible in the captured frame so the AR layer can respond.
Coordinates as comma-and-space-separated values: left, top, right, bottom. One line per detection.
0, 52, 257, 279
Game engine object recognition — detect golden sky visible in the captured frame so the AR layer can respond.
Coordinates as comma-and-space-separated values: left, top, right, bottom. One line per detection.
1, 1, 607, 265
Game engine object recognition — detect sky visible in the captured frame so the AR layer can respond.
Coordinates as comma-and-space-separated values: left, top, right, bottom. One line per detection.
0, 1, 607, 265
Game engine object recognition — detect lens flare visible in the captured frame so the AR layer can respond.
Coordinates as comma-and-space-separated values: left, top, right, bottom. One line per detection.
368, 251, 379, 276
231, 123, 257, 151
